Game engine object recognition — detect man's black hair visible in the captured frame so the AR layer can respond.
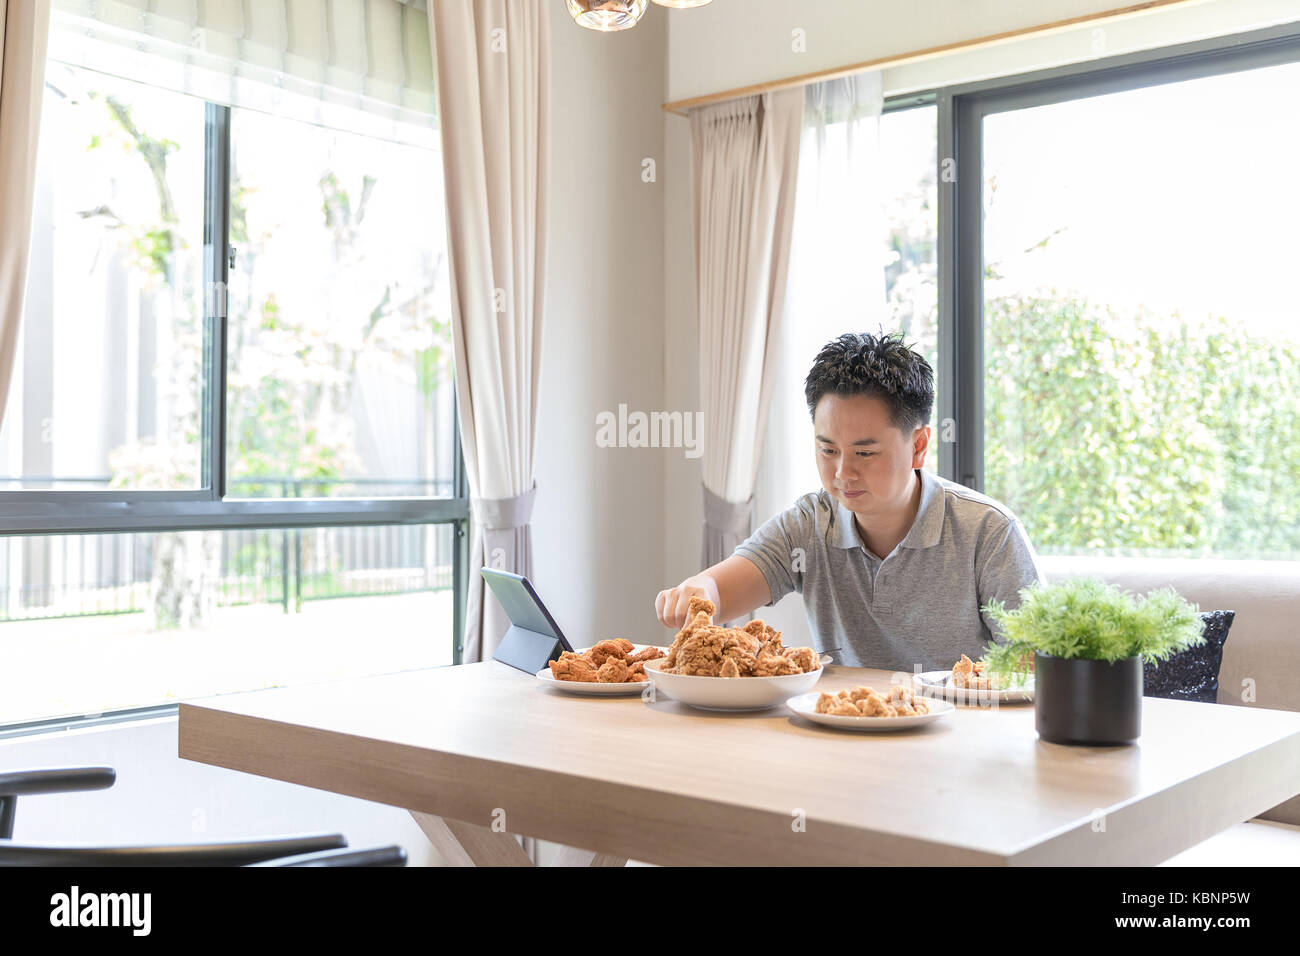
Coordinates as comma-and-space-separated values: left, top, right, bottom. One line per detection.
804, 331, 934, 433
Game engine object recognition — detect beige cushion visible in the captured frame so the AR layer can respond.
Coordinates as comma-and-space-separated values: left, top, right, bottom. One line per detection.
1040, 556, 1300, 825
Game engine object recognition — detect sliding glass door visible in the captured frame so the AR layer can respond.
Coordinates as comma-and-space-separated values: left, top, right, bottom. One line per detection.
952, 33, 1300, 560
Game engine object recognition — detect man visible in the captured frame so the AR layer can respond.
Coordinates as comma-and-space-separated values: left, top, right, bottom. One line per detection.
654, 331, 1044, 672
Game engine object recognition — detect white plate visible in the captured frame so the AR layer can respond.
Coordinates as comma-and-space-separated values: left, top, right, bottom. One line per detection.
534, 645, 668, 696
913, 670, 1035, 705
640, 655, 829, 712
786, 692, 954, 731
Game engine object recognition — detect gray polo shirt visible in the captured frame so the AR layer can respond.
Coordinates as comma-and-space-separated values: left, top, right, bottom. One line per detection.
734, 468, 1044, 672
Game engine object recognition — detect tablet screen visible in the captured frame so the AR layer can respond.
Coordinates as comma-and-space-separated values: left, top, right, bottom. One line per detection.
480, 568, 574, 653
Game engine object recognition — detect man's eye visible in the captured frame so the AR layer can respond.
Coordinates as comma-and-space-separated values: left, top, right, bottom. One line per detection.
819, 447, 836, 456
857, 452, 875, 458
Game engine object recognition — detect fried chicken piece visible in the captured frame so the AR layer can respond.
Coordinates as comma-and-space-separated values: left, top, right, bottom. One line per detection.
596, 657, 629, 683
623, 661, 648, 682
675, 626, 729, 676
664, 600, 715, 669
660, 604, 816, 678
828, 698, 862, 716
751, 654, 801, 677
812, 684, 931, 717
719, 657, 741, 678
721, 631, 761, 663
782, 647, 819, 673
858, 693, 897, 717
626, 645, 665, 664
886, 684, 930, 715
548, 655, 599, 682
814, 691, 859, 716
686, 596, 716, 619
952, 653, 996, 689
589, 639, 631, 668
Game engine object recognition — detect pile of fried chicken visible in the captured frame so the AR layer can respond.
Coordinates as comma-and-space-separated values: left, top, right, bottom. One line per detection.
548, 639, 665, 683
661, 597, 819, 678
951, 652, 1034, 690
951, 654, 995, 690
816, 684, 931, 718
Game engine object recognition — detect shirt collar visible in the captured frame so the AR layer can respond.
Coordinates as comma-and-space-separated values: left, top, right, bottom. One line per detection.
829, 469, 946, 551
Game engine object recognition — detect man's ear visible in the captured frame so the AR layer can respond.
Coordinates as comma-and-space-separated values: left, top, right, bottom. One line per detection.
911, 425, 931, 469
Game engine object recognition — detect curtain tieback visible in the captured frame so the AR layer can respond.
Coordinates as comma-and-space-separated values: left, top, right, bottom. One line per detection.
473, 483, 537, 531
472, 484, 537, 574
702, 485, 752, 536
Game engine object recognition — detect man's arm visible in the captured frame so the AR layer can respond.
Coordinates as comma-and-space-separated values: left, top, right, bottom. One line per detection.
655, 496, 816, 630
654, 554, 771, 629
977, 516, 1045, 641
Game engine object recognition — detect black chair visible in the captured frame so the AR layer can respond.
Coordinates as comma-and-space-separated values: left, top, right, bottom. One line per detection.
0, 766, 406, 867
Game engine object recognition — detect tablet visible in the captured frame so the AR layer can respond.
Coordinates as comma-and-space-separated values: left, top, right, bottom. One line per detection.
480, 568, 575, 673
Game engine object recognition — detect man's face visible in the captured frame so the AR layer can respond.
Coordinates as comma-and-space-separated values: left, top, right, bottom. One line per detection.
813, 393, 930, 520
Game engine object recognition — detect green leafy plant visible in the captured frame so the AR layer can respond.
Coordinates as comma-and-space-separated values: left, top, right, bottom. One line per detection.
981, 577, 1205, 683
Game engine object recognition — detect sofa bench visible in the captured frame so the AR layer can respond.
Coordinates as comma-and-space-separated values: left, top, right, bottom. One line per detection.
1039, 555, 1300, 864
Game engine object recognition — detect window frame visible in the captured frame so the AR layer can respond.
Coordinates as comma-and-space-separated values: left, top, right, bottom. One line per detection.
937, 20, 1300, 492
1, 89, 470, 735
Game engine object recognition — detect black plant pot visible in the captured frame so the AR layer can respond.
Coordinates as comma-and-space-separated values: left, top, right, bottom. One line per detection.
1034, 652, 1142, 745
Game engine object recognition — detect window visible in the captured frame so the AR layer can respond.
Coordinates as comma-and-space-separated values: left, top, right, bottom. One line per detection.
1, 1, 467, 732
782, 24, 1300, 563
225, 107, 455, 500
3, 65, 206, 491
960, 36, 1300, 560
0, 524, 457, 728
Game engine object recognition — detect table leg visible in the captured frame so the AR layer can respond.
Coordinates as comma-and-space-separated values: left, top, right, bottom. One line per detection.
550, 846, 629, 867
410, 811, 627, 867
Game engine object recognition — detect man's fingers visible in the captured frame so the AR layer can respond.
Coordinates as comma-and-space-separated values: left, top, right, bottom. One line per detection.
675, 589, 697, 628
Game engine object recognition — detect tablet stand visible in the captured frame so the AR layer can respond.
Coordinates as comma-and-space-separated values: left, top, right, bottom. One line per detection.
493, 624, 565, 675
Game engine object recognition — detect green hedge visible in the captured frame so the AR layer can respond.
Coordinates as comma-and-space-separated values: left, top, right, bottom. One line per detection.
984, 294, 1300, 559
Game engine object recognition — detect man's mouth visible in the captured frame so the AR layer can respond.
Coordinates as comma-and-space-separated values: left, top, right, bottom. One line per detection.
840, 489, 865, 499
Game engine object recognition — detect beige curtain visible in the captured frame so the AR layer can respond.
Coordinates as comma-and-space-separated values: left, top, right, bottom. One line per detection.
428, 1, 549, 665
759, 73, 885, 522
691, 89, 804, 569
0, 0, 51, 426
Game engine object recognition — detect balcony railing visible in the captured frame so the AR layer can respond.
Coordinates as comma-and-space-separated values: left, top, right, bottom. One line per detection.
0, 478, 458, 623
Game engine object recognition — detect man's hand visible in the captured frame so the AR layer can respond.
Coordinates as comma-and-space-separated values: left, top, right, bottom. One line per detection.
654, 556, 772, 629
655, 575, 720, 629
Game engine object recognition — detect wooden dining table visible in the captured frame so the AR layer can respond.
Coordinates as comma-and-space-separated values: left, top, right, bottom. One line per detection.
177, 658, 1300, 866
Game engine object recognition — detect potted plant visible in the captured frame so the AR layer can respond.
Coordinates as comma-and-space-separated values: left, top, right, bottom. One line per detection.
981, 578, 1205, 745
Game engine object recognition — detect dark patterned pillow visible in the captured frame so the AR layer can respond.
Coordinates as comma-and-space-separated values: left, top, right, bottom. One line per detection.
1143, 610, 1234, 703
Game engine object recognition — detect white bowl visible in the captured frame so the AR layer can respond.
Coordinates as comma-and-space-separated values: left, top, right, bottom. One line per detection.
642, 657, 826, 712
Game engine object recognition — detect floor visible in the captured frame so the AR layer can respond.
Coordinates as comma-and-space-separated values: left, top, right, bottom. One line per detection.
0, 590, 454, 725
1159, 819, 1300, 865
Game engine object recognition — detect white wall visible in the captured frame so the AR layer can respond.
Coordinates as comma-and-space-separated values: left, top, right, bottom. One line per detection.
4, 0, 668, 865
532, 0, 668, 650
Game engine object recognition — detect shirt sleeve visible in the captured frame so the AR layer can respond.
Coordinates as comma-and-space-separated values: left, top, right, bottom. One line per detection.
976, 516, 1045, 642
732, 496, 816, 608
